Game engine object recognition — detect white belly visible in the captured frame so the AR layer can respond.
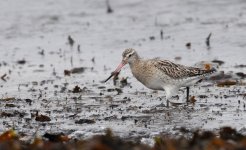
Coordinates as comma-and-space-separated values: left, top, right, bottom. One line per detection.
144, 78, 165, 90
133, 72, 166, 90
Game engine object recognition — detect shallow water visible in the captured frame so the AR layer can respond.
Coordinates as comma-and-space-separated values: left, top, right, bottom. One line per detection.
0, 0, 246, 144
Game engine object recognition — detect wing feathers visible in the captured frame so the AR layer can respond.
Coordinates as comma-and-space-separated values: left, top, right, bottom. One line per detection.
153, 60, 215, 79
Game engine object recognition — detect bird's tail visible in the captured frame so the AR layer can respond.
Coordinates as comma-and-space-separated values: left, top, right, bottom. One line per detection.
186, 67, 216, 85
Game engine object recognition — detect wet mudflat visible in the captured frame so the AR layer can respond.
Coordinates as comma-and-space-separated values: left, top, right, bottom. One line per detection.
0, 0, 246, 146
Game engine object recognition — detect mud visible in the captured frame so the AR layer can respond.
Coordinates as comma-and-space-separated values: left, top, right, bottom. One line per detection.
0, 0, 246, 145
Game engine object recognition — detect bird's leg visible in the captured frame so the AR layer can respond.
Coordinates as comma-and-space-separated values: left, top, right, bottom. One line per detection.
166, 99, 169, 108
186, 87, 190, 103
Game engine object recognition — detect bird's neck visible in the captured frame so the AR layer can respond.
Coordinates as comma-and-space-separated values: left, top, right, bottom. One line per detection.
129, 55, 141, 67
128, 57, 141, 69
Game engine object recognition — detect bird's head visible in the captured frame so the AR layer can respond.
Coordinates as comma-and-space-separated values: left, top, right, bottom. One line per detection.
122, 48, 138, 64
104, 48, 139, 82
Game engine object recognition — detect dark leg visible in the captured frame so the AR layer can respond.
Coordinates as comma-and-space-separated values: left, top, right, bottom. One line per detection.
186, 87, 190, 103
166, 99, 169, 108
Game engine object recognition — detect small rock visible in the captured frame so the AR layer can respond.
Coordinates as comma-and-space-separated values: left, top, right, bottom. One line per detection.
186, 42, 191, 49
174, 56, 181, 61
1, 112, 14, 117
71, 67, 85, 74
236, 72, 246, 79
235, 64, 246, 68
149, 36, 155, 40
104, 115, 117, 121
5, 104, 16, 107
17, 59, 26, 65
25, 99, 32, 105
64, 70, 71, 76
217, 80, 237, 87
35, 114, 51, 122
198, 95, 208, 98
68, 35, 75, 47
72, 85, 81, 93
212, 59, 224, 66
43, 133, 69, 142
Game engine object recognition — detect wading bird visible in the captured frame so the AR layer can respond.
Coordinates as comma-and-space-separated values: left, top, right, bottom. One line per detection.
104, 48, 215, 107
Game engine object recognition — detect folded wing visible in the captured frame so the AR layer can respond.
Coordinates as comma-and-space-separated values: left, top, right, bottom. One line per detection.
153, 59, 215, 79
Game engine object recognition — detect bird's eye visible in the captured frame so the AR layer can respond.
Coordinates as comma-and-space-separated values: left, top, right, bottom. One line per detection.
128, 54, 132, 57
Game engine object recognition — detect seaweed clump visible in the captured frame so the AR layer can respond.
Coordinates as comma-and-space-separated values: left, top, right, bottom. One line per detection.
0, 127, 246, 150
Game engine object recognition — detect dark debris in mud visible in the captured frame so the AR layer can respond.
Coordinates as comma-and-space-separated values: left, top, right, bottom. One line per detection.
35, 114, 51, 122
206, 70, 245, 87
38, 49, 45, 56
64, 67, 87, 76
189, 96, 196, 105
43, 133, 69, 142
1, 110, 26, 118
1, 112, 14, 117
160, 29, 163, 40
235, 64, 246, 68
205, 32, 212, 49
16, 59, 26, 65
0, 97, 15, 101
186, 42, 191, 49
64, 70, 71, 76
67, 35, 75, 48
198, 95, 208, 99
75, 119, 95, 124
25, 99, 32, 105
149, 36, 155, 40
70, 67, 86, 74
174, 56, 182, 61
72, 85, 82, 93
211, 59, 224, 66
217, 80, 237, 87
106, 0, 113, 14
107, 88, 123, 94
236, 72, 246, 79
1, 73, 7, 82
209, 71, 232, 81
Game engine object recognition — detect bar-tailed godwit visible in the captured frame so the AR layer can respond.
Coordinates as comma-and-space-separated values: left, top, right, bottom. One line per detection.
105, 48, 215, 106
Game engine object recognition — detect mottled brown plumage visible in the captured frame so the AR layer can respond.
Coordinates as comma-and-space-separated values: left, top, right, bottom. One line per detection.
105, 48, 216, 106
153, 59, 214, 79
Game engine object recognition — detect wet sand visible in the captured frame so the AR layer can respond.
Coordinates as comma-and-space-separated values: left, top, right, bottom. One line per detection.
0, 0, 246, 144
